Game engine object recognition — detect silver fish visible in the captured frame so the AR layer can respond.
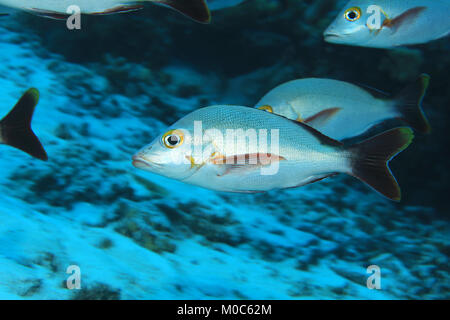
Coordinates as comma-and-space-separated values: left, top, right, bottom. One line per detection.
0, 88, 47, 161
133, 105, 413, 201
255, 75, 431, 140
0, 0, 211, 23
324, 0, 450, 48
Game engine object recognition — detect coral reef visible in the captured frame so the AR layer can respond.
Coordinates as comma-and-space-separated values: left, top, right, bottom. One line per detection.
0, 0, 448, 299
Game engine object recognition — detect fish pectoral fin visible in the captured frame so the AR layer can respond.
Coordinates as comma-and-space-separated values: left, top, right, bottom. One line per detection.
215, 164, 258, 177
211, 153, 286, 177
303, 107, 341, 128
154, 0, 211, 23
382, 7, 426, 34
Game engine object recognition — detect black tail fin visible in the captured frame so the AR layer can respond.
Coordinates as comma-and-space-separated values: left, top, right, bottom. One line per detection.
0, 88, 48, 161
394, 74, 431, 133
347, 127, 414, 201
156, 0, 211, 23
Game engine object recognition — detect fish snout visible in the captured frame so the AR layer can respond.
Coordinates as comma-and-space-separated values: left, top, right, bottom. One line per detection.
132, 154, 151, 169
323, 27, 342, 41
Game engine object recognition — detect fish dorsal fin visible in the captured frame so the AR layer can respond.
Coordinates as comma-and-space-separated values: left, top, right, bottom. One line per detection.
293, 120, 343, 147
383, 7, 427, 34
255, 107, 344, 147
303, 107, 341, 127
356, 83, 391, 99
155, 0, 211, 23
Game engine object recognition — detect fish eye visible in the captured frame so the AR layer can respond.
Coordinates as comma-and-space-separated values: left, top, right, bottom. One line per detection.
258, 105, 273, 113
344, 7, 361, 22
162, 129, 184, 149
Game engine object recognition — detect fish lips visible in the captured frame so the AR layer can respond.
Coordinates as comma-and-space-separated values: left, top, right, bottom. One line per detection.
323, 31, 344, 43
132, 155, 161, 170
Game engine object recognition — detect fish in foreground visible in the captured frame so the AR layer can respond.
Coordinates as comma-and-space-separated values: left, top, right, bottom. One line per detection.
324, 0, 450, 48
133, 105, 413, 201
0, 88, 48, 161
255, 74, 431, 140
0, 0, 211, 23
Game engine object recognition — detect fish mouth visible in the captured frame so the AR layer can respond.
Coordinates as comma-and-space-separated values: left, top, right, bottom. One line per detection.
132, 155, 162, 169
324, 32, 342, 41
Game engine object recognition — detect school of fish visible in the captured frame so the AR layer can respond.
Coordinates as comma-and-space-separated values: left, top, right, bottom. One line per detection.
1, 0, 447, 201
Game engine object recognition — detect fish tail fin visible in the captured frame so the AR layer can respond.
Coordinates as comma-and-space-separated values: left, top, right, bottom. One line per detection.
152, 0, 211, 23
394, 73, 431, 133
0, 88, 48, 161
346, 127, 414, 201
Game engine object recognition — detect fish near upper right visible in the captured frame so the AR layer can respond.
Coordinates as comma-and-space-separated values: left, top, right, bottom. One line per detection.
324, 0, 450, 48
0, 88, 48, 161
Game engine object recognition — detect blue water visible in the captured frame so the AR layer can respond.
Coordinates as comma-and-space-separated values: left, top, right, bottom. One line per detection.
0, 0, 448, 299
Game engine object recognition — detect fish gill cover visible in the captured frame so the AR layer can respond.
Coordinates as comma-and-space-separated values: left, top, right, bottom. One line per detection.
0, 0, 448, 299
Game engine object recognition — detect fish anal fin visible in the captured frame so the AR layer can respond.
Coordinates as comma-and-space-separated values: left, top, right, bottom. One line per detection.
227, 190, 266, 194
0, 88, 48, 161
155, 0, 211, 23
383, 7, 427, 34
285, 173, 338, 189
303, 107, 341, 127
357, 83, 391, 100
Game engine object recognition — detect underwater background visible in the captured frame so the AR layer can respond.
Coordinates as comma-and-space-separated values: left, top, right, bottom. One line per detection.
0, 0, 448, 299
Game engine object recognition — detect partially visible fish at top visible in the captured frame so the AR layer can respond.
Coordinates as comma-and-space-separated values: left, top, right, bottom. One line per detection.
324, 0, 450, 48
0, 0, 211, 23
0, 88, 48, 161
255, 74, 431, 141
132, 105, 414, 201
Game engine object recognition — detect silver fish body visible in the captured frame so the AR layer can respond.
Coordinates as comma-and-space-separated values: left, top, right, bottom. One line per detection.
324, 0, 450, 48
133, 105, 414, 200
255, 76, 431, 140
0, 0, 211, 23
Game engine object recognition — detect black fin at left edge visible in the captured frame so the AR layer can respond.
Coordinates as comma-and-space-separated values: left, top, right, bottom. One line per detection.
0, 88, 48, 161
155, 0, 211, 23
